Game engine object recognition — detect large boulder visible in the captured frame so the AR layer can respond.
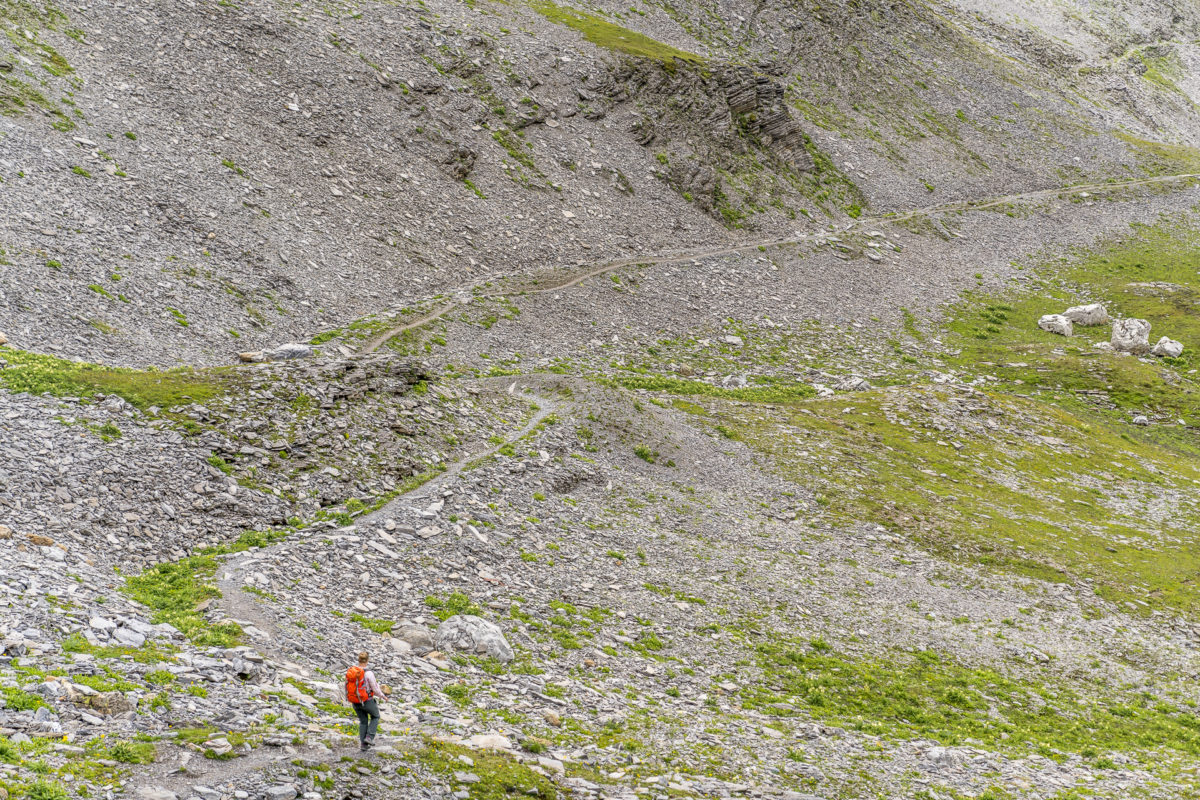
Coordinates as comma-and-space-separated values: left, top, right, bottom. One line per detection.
1038, 314, 1072, 336
1111, 318, 1152, 354
394, 623, 435, 655
237, 343, 313, 364
267, 343, 313, 361
435, 615, 513, 663
1151, 337, 1183, 358
1063, 303, 1110, 326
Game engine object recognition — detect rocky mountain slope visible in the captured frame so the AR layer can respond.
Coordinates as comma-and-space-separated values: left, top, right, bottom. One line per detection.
4, 0, 1200, 799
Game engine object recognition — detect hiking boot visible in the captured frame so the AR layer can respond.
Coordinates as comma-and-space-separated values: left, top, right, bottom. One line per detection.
359, 741, 369, 752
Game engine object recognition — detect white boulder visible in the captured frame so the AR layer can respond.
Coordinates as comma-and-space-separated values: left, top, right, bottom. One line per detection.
1111, 318, 1152, 354
435, 615, 514, 663
1151, 337, 1183, 358
267, 343, 313, 360
1063, 303, 1110, 326
1038, 314, 1072, 336
468, 733, 514, 751
835, 376, 872, 392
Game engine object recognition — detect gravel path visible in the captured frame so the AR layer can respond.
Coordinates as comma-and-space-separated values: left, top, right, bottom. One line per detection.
361, 172, 1200, 354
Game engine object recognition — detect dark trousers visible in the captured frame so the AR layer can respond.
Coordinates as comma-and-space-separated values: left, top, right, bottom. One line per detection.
353, 699, 380, 742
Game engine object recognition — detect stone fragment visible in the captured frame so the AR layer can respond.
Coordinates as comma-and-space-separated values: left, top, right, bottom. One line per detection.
1111, 318, 1152, 354
136, 789, 177, 800
112, 628, 145, 647
537, 756, 565, 775
88, 691, 134, 716
1151, 337, 1183, 358
1037, 314, 1072, 336
834, 376, 871, 392
435, 616, 514, 663
203, 737, 233, 756
265, 786, 298, 800
1063, 303, 1109, 326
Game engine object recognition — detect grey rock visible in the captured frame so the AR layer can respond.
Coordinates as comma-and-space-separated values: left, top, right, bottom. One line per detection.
112, 627, 146, 648
203, 737, 233, 756
264, 786, 298, 800
136, 789, 178, 800
435, 615, 514, 663
395, 623, 436, 655
834, 376, 872, 392
1063, 303, 1109, 326
1037, 314, 1072, 336
1111, 318, 1152, 354
267, 343, 313, 361
1151, 336, 1183, 358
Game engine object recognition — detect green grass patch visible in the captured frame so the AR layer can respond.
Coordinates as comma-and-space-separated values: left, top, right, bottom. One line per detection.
61, 633, 175, 663
2, 687, 48, 711
730, 216, 1200, 620
1115, 132, 1200, 176
747, 642, 1200, 760
123, 556, 242, 647
424, 591, 482, 621
730, 384, 1200, 619
601, 373, 814, 403
0, 346, 222, 409
948, 219, 1200, 430
23, 781, 68, 800
350, 613, 395, 634
531, 0, 701, 66
416, 738, 559, 799
107, 741, 156, 764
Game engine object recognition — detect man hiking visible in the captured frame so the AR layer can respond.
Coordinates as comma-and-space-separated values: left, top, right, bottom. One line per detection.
345, 651, 385, 751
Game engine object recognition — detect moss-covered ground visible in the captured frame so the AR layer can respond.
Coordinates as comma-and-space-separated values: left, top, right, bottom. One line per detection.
530, 1, 702, 66
123, 556, 243, 647
0, 345, 224, 409
744, 639, 1200, 762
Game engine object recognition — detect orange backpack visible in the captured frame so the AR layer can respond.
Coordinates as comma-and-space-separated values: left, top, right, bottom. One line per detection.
345, 666, 371, 704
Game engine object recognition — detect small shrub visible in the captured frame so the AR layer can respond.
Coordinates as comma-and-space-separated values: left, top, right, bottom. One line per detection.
425, 591, 482, 621
27, 781, 68, 800
145, 669, 175, 686
110, 741, 156, 764
634, 445, 658, 464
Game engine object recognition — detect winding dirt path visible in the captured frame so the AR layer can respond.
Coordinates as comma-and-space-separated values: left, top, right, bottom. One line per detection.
129, 386, 562, 796
359, 172, 1200, 354
215, 386, 560, 657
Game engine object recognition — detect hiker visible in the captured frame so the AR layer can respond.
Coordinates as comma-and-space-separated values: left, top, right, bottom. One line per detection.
345, 651, 385, 751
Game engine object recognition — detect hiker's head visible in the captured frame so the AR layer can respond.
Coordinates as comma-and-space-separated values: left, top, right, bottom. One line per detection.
358, 651, 369, 666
